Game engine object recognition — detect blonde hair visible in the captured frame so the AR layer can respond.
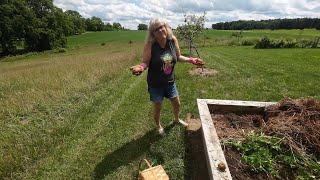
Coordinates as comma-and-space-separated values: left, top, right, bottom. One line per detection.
146, 18, 173, 43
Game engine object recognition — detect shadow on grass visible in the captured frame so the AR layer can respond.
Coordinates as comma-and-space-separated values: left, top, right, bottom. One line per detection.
184, 126, 210, 180
93, 124, 175, 179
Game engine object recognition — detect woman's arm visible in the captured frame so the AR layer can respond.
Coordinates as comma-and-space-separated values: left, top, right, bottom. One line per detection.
130, 42, 151, 75
141, 41, 151, 68
172, 36, 205, 65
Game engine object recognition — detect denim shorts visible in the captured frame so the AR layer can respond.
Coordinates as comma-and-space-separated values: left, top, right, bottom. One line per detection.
148, 83, 179, 103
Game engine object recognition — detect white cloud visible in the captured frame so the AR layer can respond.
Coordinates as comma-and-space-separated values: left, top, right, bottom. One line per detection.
53, 0, 320, 29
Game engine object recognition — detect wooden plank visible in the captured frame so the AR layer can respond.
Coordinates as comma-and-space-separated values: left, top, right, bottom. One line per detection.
197, 99, 232, 180
204, 99, 276, 107
197, 99, 277, 180
208, 104, 265, 115
207, 99, 276, 115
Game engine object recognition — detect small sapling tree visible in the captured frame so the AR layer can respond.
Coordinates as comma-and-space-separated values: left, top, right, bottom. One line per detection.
175, 13, 206, 57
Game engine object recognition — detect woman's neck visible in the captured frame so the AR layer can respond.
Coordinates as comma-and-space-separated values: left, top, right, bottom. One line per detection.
156, 38, 167, 48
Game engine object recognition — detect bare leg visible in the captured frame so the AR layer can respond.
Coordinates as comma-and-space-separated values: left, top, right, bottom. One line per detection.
170, 96, 181, 122
153, 102, 162, 128
170, 96, 188, 127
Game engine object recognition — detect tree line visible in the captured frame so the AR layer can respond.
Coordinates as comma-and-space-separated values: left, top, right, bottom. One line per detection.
0, 0, 124, 55
212, 18, 320, 30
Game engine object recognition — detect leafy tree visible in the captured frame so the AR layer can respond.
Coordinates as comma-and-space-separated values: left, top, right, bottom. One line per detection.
175, 13, 206, 56
0, 0, 30, 54
103, 23, 112, 31
316, 22, 320, 30
112, 22, 123, 30
0, 0, 128, 56
24, 0, 66, 51
137, 23, 148, 30
54, 7, 73, 36
85, 16, 104, 31
0, 0, 67, 55
65, 10, 86, 35
212, 18, 320, 30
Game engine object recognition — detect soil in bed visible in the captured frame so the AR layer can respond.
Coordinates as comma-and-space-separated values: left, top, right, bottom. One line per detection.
183, 98, 319, 179
213, 113, 272, 179
212, 98, 320, 180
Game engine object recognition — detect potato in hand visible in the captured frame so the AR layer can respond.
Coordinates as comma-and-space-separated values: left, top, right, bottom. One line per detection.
130, 64, 144, 76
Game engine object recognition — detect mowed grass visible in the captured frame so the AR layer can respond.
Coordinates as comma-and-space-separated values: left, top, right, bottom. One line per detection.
0, 32, 186, 179
179, 47, 320, 104
67, 30, 146, 48
0, 29, 320, 179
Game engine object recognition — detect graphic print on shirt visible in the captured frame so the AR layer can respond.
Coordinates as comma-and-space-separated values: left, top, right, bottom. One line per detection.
161, 51, 173, 75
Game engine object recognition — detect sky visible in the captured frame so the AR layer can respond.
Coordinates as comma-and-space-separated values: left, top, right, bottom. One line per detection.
53, 0, 320, 30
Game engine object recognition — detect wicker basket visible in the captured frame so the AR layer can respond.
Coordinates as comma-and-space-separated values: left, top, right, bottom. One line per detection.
138, 159, 169, 180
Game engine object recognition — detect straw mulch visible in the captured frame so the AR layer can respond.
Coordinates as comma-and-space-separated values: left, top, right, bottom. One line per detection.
264, 98, 320, 156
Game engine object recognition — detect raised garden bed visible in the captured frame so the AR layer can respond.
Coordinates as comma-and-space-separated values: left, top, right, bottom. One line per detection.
197, 98, 320, 179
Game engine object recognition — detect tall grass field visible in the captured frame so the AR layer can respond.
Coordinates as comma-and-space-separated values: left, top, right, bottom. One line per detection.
0, 29, 319, 179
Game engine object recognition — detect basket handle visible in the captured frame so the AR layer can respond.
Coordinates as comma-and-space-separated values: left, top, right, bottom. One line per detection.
143, 159, 152, 168
138, 159, 153, 172
137, 158, 153, 179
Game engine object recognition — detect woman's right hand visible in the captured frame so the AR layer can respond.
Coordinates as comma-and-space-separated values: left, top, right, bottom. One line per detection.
130, 64, 144, 76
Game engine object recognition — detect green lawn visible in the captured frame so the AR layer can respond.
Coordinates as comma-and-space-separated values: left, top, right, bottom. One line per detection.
67, 30, 146, 48
0, 29, 319, 179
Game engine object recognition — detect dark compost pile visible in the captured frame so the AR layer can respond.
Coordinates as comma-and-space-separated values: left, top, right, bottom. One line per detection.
212, 98, 320, 179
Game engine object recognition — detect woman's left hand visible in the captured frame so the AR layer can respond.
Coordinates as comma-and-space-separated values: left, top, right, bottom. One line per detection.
189, 57, 205, 66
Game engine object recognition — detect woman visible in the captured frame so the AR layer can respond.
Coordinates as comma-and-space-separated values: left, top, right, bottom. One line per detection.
130, 18, 204, 135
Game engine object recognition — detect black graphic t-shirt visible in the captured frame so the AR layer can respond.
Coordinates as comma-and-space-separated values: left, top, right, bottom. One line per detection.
147, 39, 177, 88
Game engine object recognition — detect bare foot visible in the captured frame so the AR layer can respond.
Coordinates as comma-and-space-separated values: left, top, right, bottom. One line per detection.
175, 119, 188, 127
158, 127, 165, 136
